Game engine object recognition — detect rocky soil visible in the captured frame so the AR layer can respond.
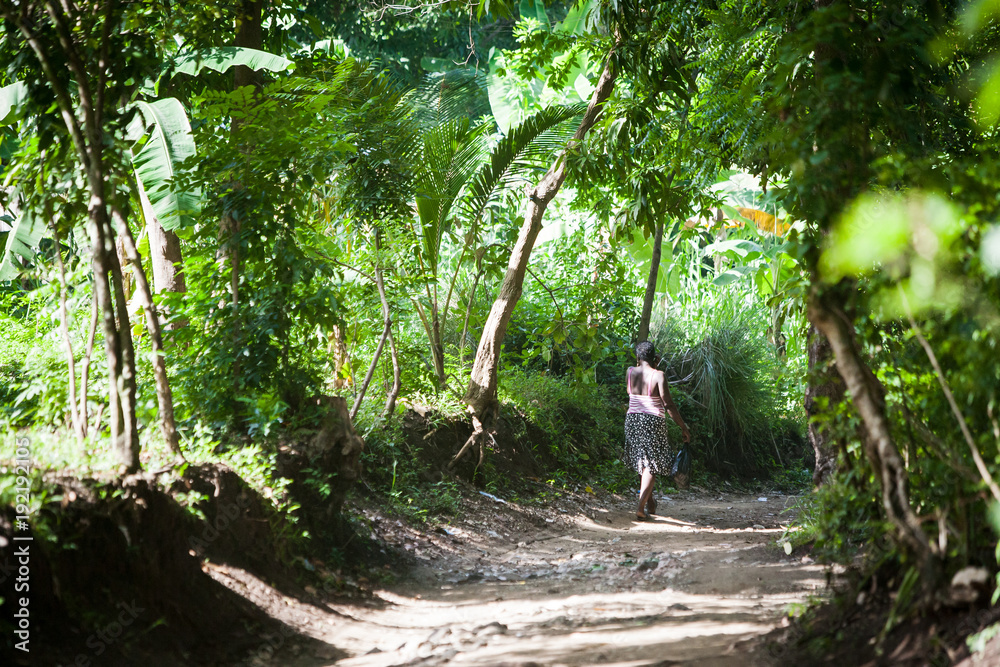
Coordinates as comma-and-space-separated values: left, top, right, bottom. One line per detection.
204, 486, 833, 666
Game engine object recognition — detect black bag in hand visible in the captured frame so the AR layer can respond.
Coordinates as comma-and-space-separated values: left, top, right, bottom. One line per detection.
672, 448, 691, 489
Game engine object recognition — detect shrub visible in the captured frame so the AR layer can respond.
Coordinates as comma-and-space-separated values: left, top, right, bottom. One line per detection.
652, 283, 807, 478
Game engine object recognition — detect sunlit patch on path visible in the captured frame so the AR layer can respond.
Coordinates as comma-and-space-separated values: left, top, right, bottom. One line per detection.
208, 491, 832, 666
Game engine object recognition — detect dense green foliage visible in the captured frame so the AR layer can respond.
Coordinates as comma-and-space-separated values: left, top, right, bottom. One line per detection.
4, 2, 1000, 646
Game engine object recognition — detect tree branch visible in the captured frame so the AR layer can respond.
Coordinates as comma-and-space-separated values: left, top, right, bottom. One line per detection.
901, 292, 1000, 504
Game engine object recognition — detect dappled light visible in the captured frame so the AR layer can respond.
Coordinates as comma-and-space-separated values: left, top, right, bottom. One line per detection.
2, 1, 1000, 665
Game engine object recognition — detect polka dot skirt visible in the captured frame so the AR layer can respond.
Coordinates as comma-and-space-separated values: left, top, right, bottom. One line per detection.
623, 412, 675, 475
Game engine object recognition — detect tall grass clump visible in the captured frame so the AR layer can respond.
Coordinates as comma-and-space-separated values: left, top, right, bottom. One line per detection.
652, 282, 806, 479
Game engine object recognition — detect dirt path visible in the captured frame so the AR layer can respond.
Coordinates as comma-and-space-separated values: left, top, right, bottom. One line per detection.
208, 488, 831, 666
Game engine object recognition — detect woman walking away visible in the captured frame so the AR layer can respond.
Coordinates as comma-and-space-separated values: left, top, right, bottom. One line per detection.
624, 341, 690, 521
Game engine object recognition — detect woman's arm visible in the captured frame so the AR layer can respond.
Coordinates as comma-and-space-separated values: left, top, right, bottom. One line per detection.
625, 367, 635, 395
658, 373, 691, 443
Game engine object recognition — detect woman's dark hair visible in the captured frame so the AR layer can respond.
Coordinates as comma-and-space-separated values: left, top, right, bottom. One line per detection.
636, 341, 656, 363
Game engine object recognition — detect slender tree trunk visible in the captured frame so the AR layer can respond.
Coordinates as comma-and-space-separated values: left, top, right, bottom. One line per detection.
108, 237, 140, 471
110, 206, 183, 457
115, 234, 134, 301
459, 268, 483, 369
431, 308, 446, 389
88, 206, 135, 471
376, 266, 401, 419
350, 316, 391, 421
51, 224, 83, 444
808, 285, 937, 579
804, 324, 844, 485
455, 54, 618, 467
383, 326, 401, 419
637, 220, 664, 343
222, 0, 264, 391
79, 291, 98, 440
413, 298, 445, 386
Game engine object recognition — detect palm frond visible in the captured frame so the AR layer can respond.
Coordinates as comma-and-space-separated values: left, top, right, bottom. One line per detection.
463, 102, 585, 222
414, 117, 492, 272
406, 68, 492, 130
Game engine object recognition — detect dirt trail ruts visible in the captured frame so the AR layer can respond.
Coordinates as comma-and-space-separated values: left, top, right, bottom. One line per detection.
207, 489, 832, 667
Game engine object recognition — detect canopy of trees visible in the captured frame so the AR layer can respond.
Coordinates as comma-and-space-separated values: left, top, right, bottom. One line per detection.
3, 0, 1000, 653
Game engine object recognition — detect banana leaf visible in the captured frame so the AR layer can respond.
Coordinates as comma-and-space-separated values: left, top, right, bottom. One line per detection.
129, 98, 199, 230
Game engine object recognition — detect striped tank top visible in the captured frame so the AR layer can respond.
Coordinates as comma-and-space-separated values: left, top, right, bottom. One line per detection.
626, 367, 665, 418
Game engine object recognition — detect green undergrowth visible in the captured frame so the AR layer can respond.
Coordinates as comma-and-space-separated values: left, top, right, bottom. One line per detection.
355, 370, 635, 520
652, 281, 810, 481
356, 367, 812, 523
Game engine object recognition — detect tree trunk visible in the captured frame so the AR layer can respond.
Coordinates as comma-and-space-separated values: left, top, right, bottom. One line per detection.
107, 236, 141, 472
110, 206, 183, 457
454, 54, 618, 468
636, 220, 664, 343
115, 234, 134, 302
87, 204, 139, 472
808, 285, 938, 579
51, 224, 83, 445
459, 268, 483, 369
804, 324, 844, 485
79, 291, 99, 440
350, 315, 390, 421
234, 0, 264, 90
139, 180, 186, 300
413, 298, 445, 388
383, 325, 401, 419
223, 0, 264, 390
430, 301, 446, 390
329, 325, 350, 389
374, 265, 401, 419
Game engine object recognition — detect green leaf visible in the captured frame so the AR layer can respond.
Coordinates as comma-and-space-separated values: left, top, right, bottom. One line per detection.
0, 81, 27, 124
713, 266, 753, 286
0, 207, 44, 281
667, 264, 682, 297
130, 98, 200, 230
987, 500, 1000, 536
519, 0, 548, 25
488, 52, 544, 134
170, 47, 292, 80
558, 0, 597, 35
414, 117, 492, 273
703, 238, 764, 257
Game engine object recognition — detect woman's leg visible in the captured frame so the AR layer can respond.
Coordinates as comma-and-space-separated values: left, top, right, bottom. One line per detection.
637, 467, 655, 518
